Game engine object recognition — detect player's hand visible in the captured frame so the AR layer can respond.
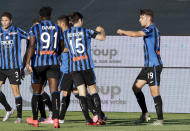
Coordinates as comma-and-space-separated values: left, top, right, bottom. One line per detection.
20, 68, 25, 80
117, 29, 124, 35
96, 26, 104, 32
26, 64, 33, 74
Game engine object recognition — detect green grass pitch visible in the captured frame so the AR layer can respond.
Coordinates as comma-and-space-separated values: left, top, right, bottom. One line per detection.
0, 110, 190, 131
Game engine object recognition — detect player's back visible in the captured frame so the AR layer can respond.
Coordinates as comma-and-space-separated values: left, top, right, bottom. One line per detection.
30, 20, 63, 67
64, 26, 95, 72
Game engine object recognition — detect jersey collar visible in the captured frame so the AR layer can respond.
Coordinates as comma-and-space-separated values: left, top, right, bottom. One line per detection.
1, 25, 13, 33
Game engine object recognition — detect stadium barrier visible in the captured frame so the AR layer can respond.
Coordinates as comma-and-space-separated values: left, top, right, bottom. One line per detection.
0, 36, 190, 113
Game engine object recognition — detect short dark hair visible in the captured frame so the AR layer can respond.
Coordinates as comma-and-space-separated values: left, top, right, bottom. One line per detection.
39, 6, 52, 18
32, 18, 41, 25
57, 15, 70, 27
140, 9, 154, 20
70, 12, 83, 24
1, 12, 12, 20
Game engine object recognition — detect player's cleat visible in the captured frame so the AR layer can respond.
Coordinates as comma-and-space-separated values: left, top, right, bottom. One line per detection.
97, 119, 106, 125
87, 119, 99, 126
53, 119, 60, 128
14, 118, 22, 124
26, 117, 39, 127
38, 117, 46, 122
93, 115, 98, 123
149, 120, 163, 126
135, 112, 151, 124
33, 120, 39, 127
2, 109, 14, 122
40, 117, 53, 124
87, 121, 99, 126
59, 119, 64, 124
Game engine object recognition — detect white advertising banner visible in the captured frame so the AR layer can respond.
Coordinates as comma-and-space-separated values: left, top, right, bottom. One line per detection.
0, 36, 190, 113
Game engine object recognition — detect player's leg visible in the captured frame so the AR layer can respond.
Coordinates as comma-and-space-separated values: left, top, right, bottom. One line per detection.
0, 78, 13, 122
84, 69, 105, 124
41, 81, 53, 117
47, 65, 61, 128
38, 86, 46, 122
8, 69, 22, 123
71, 71, 96, 125
133, 68, 150, 123
10, 84, 22, 123
26, 67, 44, 127
59, 73, 73, 122
148, 66, 163, 126
48, 78, 60, 127
85, 92, 107, 122
59, 91, 71, 123
27, 83, 43, 126
72, 88, 79, 99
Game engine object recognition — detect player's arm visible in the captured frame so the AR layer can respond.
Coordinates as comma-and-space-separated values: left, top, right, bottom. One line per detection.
117, 29, 145, 37
94, 26, 106, 41
17, 27, 29, 39
22, 39, 30, 69
26, 36, 35, 74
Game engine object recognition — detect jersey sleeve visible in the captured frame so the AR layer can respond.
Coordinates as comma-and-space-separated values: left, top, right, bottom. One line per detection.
142, 26, 153, 36
17, 27, 29, 39
86, 28, 99, 39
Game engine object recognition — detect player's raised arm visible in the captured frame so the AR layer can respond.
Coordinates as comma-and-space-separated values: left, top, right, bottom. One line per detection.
95, 26, 106, 41
117, 29, 145, 37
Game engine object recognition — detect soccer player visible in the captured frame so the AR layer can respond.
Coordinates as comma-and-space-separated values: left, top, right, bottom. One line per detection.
63, 12, 106, 125
117, 9, 163, 126
22, 18, 53, 122
26, 7, 64, 128
56, 15, 74, 123
0, 12, 28, 123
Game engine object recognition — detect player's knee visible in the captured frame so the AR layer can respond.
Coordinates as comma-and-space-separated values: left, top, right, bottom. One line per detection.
132, 81, 141, 93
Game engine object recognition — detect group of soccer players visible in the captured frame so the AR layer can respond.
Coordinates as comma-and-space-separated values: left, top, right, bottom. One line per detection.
0, 6, 164, 128
0, 6, 107, 128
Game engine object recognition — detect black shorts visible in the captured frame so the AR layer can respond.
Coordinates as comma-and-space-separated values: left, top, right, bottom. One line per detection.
136, 65, 162, 86
0, 69, 21, 85
58, 72, 76, 91
70, 69, 96, 87
32, 65, 60, 84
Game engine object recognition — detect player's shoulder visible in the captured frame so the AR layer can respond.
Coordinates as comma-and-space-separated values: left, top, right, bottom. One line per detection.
9, 25, 18, 31
149, 23, 158, 29
11, 26, 26, 34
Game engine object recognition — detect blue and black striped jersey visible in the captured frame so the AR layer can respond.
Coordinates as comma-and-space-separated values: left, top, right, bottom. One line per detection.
0, 25, 28, 69
29, 20, 63, 67
142, 23, 163, 67
60, 52, 69, 73
63, 27, 98, 72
